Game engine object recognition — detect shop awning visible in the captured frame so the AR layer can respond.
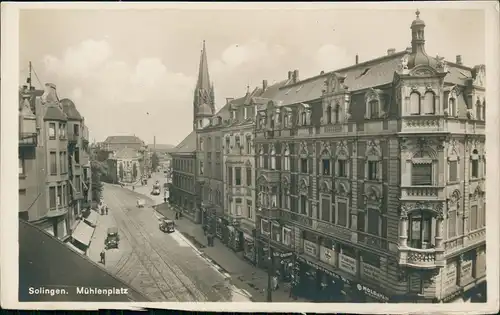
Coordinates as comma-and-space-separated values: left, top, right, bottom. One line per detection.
84, 210, 99, 227
72, 221, 94, 247
66, 241, 86, 255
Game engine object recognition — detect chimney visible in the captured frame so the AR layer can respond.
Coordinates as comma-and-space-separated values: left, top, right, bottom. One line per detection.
262, 80, 268, 91
355, 54, 359, 65
320, 70, 325, 75
293, 69, 299, 83
226, 97, 234, 105
387, 48, 396, 55
456, 55, 463, 65
288, 71, 293, 80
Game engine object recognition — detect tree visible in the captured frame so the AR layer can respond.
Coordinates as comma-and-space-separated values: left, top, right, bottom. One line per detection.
132, 162, 138, 180
151, 152, 160, 172
119, 162, 124, 182
90, 160, 106, 202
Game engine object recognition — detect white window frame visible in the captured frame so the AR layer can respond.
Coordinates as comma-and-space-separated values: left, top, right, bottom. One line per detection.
282, 227, 292, 246
270, 147, 276, 170
258, 148, 264, 168
283, 148, 290, 171
261, 218, 270, 235
272, 222, 281, 242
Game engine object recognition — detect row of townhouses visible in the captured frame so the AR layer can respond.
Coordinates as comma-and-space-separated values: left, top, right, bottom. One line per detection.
19, 82, 94, 254
169, 12, 486, 303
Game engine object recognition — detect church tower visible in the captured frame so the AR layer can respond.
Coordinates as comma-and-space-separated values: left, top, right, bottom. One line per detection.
193, 40, 215, 130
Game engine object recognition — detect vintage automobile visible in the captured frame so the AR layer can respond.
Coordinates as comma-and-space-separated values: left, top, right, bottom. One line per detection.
159, 218, 175, 233
137, 198, 146, 208
151, 188, 161, 195
105, 227, 120, 249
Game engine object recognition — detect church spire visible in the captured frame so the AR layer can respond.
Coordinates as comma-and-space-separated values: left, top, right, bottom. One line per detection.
196, 40, 211, 94
193, 40, 215, 130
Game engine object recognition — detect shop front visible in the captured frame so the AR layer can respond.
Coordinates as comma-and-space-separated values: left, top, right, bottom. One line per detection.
242, 232, 256, 264
271, 247, 294, 282
220, 218, 230, 244
215, 217, 223, 239
294, 255, 390, 303
227, 225, 243, 252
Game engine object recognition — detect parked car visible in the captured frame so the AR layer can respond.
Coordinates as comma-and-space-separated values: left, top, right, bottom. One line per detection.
105, 227, 120, 249
159, 218, 175, 233
137, 198, 145, 208
151, 188, 161, 195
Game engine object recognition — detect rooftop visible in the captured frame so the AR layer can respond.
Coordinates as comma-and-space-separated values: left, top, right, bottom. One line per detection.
104, 135, 144, 145
171, 130, 197, 154
109, 147, 142, 160
60, 98, 83, 121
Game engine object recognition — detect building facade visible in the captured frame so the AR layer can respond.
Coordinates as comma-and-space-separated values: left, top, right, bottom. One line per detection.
107, 148, 143, 184
101, 135, 145, 152
254, 12, 485, 303
19, 83, 92, 241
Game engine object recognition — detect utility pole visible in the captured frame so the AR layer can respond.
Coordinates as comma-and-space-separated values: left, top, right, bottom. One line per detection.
267, 219, 273, 302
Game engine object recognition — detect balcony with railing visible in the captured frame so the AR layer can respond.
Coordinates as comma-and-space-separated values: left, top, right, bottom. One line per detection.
400, 116, 485, 136
400, 186, 445, 201
19, 115, 37, 147
258, 168, 280, 183
398, 247, 445, 269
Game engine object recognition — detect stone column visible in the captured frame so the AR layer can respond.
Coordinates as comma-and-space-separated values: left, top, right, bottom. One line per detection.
435, 216, 444, 249
400, 216, 408, 247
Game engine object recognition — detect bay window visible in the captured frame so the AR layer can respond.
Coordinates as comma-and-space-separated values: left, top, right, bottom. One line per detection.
407, 212, 433, 249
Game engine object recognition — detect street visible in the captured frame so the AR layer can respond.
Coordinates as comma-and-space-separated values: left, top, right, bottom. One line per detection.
95, 180, 252, 302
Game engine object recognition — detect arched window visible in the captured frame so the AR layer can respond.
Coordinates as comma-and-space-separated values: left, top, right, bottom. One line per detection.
259, 148, 264, 168
423, 91, 435, 114
270, 147, 276, 170
301, 112, 307, 125
471, 149, 479, 178
369, 100, 379, 118
283, 147, 290, 171
410, 92, 421, 115
326, 105, 332, 124
335, 104, 341, 123
282, 186, 290, 210
448, 97, 456, 116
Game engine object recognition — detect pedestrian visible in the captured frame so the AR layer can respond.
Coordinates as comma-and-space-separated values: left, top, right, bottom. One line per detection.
202, 224, 207, 236
105, 206, 108, 215
102, 250, 106, 265
100, 250, 105, 264
132, 185, 135, 191
272, 275, 279, 291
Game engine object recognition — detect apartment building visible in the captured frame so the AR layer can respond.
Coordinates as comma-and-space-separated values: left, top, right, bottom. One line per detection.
107, 148, 143, 184
254, 11, 485, 303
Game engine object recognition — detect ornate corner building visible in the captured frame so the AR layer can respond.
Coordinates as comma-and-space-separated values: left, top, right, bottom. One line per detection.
253, 11, 485, 303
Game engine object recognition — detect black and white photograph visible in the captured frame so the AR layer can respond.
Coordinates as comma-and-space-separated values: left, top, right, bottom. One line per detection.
1, 1, 498, 313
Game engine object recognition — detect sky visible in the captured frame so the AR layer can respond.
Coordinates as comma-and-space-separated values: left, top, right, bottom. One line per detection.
18, 5, 485, 146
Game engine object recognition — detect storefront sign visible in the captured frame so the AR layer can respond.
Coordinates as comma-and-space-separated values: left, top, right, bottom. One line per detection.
355, 283, 389, 302
361, 262, 381, 282
339, 254, 357, 276
273, 251, 293, 258
303, 240, 318, 257
319, 246, 336, 266
444, 261, 458, 290
460, 259, 473, 280
297, 256, 352, 286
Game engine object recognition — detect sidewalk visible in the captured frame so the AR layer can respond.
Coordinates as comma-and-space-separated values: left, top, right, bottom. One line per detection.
154, 203, 308, 303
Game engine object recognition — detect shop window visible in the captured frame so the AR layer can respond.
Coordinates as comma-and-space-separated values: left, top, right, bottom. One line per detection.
338, 159, 347, 177
321, 197, 330, 222
408, 212, 433, 249
300, 158, 308, 173
411, 163, 432, 185
368, 161, 379, 180
49, 123, 56, 139
322, 159, 331, 175
410, 92, 421, 115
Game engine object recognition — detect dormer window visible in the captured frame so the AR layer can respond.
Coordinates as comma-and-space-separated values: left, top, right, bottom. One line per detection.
301, 112, 307, 125
369, 100, 379, 118
365, 89, 384, 119
410, 92, 421, 115
423, 91, 435, 115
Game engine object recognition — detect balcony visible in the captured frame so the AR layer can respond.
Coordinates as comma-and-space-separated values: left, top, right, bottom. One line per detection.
19, 132, 37, 147
400, 186, 445, 201
398, 247, 445, 269
259, 169, 280, 183
68, 132, 79, 144
259, 208, 281, 220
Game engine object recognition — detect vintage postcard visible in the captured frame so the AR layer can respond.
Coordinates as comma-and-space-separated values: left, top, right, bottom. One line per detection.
1, 1, 499, 313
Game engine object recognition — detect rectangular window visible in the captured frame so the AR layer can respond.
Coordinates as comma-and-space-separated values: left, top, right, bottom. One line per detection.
411, 163, 432, 185
357, 212, 365, 232
235, 198, 242, 216
337, 201, 348, 227
321, 198, 330, 221
49, 123, 56, 139
59, 152, 65, 174
300, 158, 308, 173
408, 213, 432, 249
368, 161, 379, 180
246, 167, 252, 186
261, 219, 270, 235
244, 107, 248, 120
19, 152, 25, 175
449, 160, 458, 182
338, 160, 347, 177
370, 100, 379, 118
272, 223, 281, 242
49, 186, 56, 209
471, 159, 479, 178
283, 227, 292, 246
74, 124, 80, 136
235, 167, 242, 186
322, 159, 330, 175
74, 150, 80, 164
247, 200, 253, 219
228, 167, 233, 186
448, 209, 457, 238
200, 161, 204, 175
367, 209, 380, 236
57, 185, 62, 206
300, 195, 308, 215
470, 205, 478, 231
75, 176, 81, 193
50, 151, 57, 175
246, 136, 252, 154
